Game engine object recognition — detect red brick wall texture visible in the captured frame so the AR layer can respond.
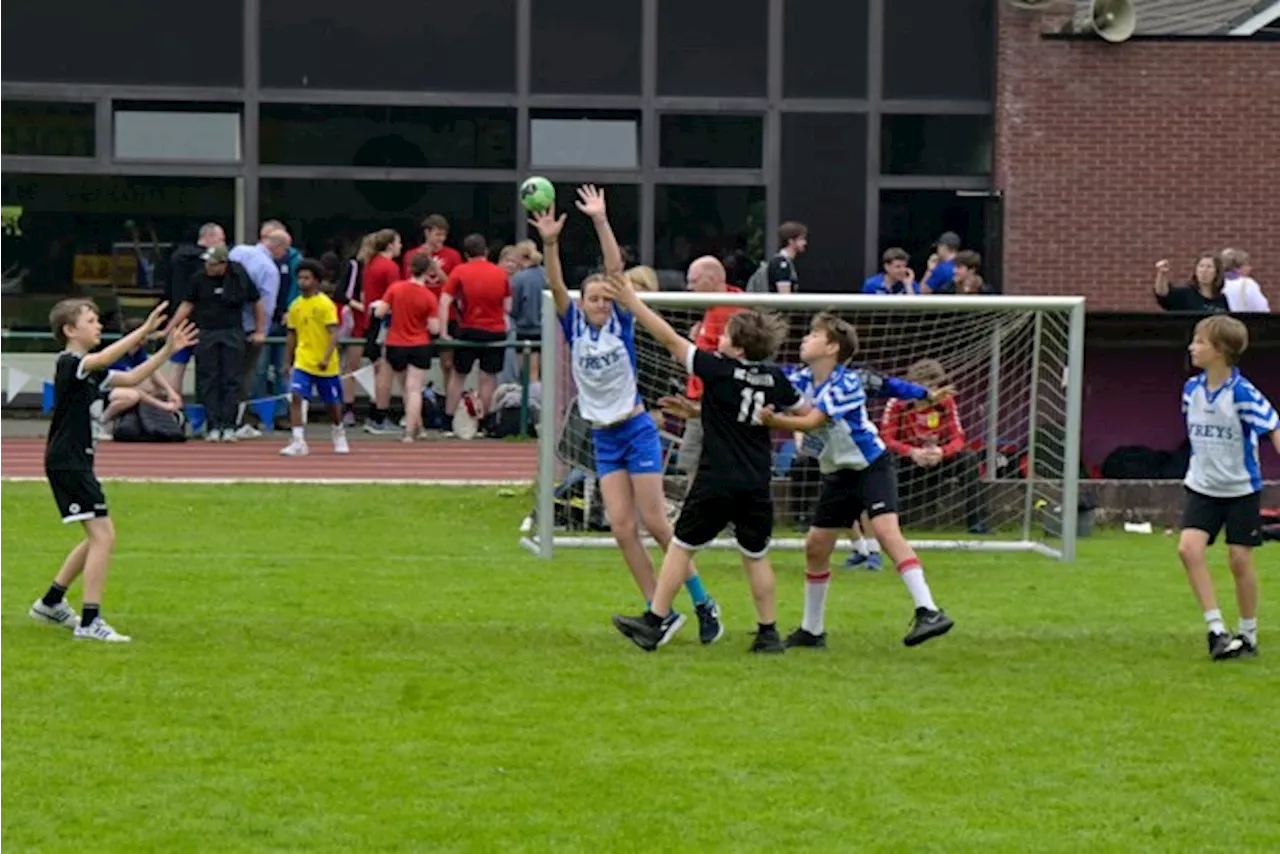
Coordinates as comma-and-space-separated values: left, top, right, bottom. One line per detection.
995, 6, 1280, 311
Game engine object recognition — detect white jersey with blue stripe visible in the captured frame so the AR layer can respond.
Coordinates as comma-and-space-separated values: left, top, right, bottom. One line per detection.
560, 302, 641, 425
1183, 370, 1278, 497
790, 365, 886, 473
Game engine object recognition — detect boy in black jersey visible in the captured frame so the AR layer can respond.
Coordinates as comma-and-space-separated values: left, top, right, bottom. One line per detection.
29, 299, 198, 643
605, 276, 803, 653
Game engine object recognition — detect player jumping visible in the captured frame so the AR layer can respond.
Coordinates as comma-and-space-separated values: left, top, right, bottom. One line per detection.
1178, 315, 1278, 660
608, 277, 802, 653
758, 313, 954, 648
528, 185, 723, 645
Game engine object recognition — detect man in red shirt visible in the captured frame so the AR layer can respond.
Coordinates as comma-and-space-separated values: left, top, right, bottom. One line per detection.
678, 256, 743, 476
372, 253, 441, 442
881, 358, 989, 533
439, 234, 511, 423
401, 214, 462, 279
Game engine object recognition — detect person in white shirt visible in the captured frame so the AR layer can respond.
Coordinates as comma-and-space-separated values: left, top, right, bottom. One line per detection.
1178, 315, 1279, 661
527, 185, 723, 646
1220, 248, 1270, 313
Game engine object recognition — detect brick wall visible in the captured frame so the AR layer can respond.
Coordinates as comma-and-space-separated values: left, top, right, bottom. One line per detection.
995, 7, 1280, 311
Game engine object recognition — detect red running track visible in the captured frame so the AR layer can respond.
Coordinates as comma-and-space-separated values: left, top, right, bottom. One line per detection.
0, 437, 538, 483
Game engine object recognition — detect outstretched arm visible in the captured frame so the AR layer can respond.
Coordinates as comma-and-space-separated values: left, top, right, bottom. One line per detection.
575, 185, 623, 275
759, 403, 827, 433
601, 275, 691, 364
82, 300, 171, 374
111, 321, 199, 388
528, 208, 571, 317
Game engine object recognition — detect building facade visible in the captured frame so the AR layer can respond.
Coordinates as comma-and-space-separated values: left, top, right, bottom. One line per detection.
2, 0, 996, 310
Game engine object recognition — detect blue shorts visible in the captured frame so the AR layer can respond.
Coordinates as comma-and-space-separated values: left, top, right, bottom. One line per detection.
170, 345, 195, 365
593, 412, 664, 478
289, 368, 342, 405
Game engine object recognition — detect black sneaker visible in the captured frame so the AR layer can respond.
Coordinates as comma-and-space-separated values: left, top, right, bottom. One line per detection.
1235, 634, 1258, 658
750, 626, 785, 654
613, 611, 684, 652
904, 608, 954, 647
783, 627, 828, 649
695, 599, 724, 645
1208, 630, 1244, 661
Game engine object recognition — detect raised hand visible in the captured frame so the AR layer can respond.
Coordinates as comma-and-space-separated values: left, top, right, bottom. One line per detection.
1155, 259, 1171, 275
528, 208, 567, 243
142, 300, 170, 335
167, 320, 200, 352
574, 185, 607, 220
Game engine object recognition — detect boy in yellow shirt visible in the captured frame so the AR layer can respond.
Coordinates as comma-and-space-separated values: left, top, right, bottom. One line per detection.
281, 259, 349, 456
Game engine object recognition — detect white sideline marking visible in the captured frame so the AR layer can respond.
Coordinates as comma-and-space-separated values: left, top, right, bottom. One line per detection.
1, 476, 533, 486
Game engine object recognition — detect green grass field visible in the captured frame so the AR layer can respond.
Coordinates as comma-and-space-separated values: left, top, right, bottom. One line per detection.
3, 482, 1277, 852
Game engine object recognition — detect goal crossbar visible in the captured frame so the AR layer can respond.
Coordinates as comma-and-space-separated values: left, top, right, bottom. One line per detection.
531, 291, 1087, 562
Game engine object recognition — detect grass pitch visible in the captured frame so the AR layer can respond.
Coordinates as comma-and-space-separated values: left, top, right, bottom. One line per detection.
2, 483, 1277, 851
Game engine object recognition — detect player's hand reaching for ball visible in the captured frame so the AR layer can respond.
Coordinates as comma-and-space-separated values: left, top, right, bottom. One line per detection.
574, 185, 607, 221
528, 207, 566, 244
166, 320, 199, 353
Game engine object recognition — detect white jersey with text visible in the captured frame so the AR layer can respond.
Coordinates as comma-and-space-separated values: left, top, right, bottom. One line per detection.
559, 302, 640, 425
1183, 370, 1278, 497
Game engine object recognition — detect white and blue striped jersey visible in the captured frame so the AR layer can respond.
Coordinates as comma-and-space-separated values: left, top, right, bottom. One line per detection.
559, 302, 641, 425
790, 365, 886, 473
1182, 370, 1278, 497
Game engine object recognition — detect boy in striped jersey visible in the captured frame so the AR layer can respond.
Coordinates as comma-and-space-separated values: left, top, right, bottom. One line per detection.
1179, 316, 1279, 660
758, 313, 953, 647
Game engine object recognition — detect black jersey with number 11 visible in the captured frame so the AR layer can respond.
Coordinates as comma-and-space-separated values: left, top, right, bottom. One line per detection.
684, 348, 800, 488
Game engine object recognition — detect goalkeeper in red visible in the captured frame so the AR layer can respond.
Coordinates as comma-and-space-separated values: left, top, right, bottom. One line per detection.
759, 313, 954, 647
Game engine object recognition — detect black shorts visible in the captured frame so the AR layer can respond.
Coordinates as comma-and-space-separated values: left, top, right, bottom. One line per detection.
453, 328, 506, 375
673, 477, 774, 558
386, 344, 432, 372
47, 469, 108, 524
1181, 487, 1262, 547
811, 453, 900, 529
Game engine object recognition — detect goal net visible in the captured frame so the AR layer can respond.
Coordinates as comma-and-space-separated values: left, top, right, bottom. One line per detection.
523, 292, 1086, 561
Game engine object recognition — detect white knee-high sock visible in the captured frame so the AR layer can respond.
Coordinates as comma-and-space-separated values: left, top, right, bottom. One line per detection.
802, 571, 831, 635
897, 557, 938, 611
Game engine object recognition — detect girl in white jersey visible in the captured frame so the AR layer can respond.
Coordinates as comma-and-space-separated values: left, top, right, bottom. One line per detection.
529, 186, 722, 646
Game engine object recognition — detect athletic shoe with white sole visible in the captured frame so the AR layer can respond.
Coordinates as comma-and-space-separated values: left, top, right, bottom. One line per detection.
280, 440, 309, 456
73, 617, 131, 643
332, 430, 350, 454
29, 599, 80, 629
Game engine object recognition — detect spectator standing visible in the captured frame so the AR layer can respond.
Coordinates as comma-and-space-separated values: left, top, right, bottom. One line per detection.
401, 214, 463, 279
509, 239, 547, 384
228, 231, 288, 431
175, 246, 264, 441
361, 229, 403, 433
1154, 255, 1229, 313
767, 221, 808, 294
862, 248, 922, 295
678, 256, 744, 477
239, 222, 300, 436
439, 234, 511, 425
165, 222, 225, 392
371, 253, 441, 442
1221, 249, 1270, 313
922, 231, 962, 293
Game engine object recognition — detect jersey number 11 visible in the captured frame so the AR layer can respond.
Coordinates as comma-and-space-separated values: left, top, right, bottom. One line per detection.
737, 388, 765, 423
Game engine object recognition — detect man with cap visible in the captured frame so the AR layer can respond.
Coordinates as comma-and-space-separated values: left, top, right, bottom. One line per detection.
923, 231, 962, 294
172, 245, 265, 440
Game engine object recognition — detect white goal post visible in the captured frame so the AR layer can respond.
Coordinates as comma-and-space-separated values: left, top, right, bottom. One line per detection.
523, 291, 1087, 562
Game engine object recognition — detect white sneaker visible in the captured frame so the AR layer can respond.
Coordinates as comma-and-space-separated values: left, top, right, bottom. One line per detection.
73, 617, 131, 643
29, 598, 80, 629
234, 424, 261, 439
332, 430, 350, 454
280, 439, 309, 456
206, 429, 223, 442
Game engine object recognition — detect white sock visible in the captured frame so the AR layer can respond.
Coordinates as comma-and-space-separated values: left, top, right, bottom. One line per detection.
1239, 617, 1257, 644
291, 426, 305, 442
1204, 609, 1225, 635
897, 559, 938, 611
853, 537, 870, 557
332, 423, 345, 436
802, 573, 831, 635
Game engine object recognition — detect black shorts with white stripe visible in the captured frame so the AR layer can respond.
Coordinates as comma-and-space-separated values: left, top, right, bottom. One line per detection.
47, 469, 109, 523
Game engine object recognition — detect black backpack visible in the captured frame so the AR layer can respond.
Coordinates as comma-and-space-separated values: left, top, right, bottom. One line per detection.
113, 403, 186, 443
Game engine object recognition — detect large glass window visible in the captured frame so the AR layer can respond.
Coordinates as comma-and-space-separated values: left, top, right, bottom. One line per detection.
883, 0, 994, 100
261, 0, 516, 91
113, 103, 242, 163
780, 113, 867, 292
260, 105, 516, 169
530, 111, 640, 169
783, 1, 870, 98
654, 186, 766, 285
2, 102, 95, 158
881, 114, 992, 176
0, 175, 236, 311
657, 0, 767, 97
531, 0, 642, 94
659, 115, 763, 169
2, 0, 243, 86
259, 181, 516, 260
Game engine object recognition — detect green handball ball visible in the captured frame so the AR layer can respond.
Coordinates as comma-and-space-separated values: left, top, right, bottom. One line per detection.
520, 176, 555, 214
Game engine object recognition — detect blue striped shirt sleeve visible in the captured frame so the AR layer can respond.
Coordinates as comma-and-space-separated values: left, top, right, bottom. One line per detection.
1181, 378, 1196, 415
815, 373, 866, 419
1234, 381, 1279, 435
